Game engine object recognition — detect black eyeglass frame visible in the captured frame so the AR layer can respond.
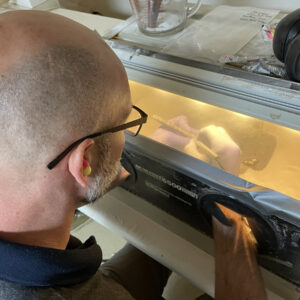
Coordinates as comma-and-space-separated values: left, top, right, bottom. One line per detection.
47, 105, 147, 170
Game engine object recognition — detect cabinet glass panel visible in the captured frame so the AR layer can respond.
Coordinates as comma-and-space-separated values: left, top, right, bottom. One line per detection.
129, 81, 300, 201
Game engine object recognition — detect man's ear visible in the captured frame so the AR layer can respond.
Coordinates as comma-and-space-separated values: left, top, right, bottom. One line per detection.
68, 138, 94, 188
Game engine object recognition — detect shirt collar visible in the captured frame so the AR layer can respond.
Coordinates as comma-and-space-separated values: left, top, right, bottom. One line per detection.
0, 235, 102, 286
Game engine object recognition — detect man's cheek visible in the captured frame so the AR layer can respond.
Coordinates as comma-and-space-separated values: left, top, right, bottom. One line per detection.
110, 132, 125, 163
106, 166, 130, 192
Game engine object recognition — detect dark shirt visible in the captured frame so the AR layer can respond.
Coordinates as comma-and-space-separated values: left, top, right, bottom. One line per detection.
0, 235, 133, 300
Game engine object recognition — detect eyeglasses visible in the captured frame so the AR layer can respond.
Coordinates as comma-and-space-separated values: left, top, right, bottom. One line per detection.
47, 105, 147, 170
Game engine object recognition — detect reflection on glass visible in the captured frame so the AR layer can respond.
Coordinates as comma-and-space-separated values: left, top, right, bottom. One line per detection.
129, 80, 300, 200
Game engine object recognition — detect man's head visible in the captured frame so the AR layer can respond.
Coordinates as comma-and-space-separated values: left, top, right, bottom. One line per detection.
0, 10, 131, 205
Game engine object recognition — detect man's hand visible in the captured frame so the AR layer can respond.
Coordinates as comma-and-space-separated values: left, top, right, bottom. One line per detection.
184, 125, 241, 175
198, 125, 241, 175
151, 115, 199, 149
152, 116, 241, 175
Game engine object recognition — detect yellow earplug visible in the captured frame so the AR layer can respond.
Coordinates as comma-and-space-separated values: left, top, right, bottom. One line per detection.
83, 166, 92, 177
83, 158, 92, 176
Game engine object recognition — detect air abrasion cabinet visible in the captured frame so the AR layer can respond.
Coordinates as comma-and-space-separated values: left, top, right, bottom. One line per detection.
112, 41, 300, 289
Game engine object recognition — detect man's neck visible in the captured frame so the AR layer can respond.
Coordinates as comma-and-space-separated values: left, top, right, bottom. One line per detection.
0, 215, 74, 250
0, 176, 77, 250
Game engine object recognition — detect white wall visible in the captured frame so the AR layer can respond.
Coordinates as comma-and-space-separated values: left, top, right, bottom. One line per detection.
59, 0, 299, 19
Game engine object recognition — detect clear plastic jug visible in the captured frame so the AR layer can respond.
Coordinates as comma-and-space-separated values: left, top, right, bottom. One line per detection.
129, 0, 202, 36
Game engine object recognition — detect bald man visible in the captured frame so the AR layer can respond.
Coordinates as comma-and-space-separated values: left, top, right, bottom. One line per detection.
0, 9, 267, 300
0, 10, 170, 300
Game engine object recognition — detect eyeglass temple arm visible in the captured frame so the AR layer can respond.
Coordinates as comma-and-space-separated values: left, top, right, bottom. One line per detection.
47, 107, 147, 169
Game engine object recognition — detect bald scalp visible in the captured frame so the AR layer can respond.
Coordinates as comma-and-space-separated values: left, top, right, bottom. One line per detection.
0, 11, 130, 170
0, 47, 101, 165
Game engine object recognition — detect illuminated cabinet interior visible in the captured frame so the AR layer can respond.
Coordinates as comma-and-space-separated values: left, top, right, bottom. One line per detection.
129, 81, 300, 201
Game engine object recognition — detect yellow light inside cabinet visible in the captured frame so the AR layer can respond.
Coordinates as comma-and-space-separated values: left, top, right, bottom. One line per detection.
232, 111, 251, 119
129, 80, 300, 201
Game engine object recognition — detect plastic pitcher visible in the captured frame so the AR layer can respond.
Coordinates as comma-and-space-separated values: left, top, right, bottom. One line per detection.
129, 0, 202, 36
